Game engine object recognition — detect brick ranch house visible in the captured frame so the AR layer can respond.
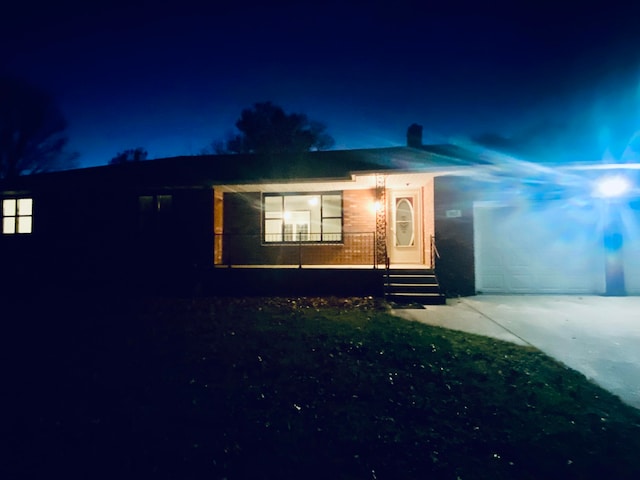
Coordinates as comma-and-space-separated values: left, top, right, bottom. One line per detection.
1, 140, 639, 302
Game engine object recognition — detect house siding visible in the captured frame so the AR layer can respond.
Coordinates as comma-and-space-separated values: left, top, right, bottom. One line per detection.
0, 188, 138, 288
0, 148, 485, 296
434, 175, 477, 296
0, 187, 213, 292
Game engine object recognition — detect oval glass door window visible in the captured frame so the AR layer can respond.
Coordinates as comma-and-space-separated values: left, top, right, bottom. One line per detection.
395, 197, 414, 246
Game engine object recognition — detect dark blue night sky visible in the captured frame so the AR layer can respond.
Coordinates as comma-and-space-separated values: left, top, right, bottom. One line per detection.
2, 0, 640, 167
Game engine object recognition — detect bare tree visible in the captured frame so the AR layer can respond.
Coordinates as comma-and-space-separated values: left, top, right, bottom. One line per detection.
0, 75, 77, 179
109, 147, 148, 165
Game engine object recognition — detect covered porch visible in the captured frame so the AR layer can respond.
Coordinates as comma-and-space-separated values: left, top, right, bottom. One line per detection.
212, 171, 442, 269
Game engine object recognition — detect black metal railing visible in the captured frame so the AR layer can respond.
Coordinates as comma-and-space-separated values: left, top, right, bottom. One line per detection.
214, 231, 385, 268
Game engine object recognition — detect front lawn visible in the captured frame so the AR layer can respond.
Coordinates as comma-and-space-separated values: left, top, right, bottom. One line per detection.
4, 295, 640, 479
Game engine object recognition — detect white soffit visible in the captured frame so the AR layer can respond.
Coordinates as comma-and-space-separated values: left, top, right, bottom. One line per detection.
214, 171, 446, 193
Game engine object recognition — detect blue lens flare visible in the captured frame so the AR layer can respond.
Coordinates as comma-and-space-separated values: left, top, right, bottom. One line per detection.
594, 175, 631, 198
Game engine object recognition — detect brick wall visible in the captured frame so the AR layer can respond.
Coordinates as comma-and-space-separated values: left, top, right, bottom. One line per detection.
343, 189, 376, 233
219, 188, 379, 266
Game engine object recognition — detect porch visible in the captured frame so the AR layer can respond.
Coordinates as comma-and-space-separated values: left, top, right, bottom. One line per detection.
210, 231, 444, 303
213, 232, 439, 269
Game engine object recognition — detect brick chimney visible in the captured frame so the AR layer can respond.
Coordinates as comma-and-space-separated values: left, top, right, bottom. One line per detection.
406, 123, 423, 148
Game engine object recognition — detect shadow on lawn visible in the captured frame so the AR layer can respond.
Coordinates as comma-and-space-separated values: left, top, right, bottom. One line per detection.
3, 293, 640, 479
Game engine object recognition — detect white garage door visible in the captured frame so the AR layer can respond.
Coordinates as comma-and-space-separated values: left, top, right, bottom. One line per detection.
622, 207, 640, 294
474, 202, 606, 294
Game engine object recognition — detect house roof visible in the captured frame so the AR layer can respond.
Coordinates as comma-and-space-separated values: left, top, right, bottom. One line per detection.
0, 145, 483, 193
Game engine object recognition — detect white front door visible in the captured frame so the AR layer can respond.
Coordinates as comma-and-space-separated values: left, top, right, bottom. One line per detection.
388, 190, 422, 264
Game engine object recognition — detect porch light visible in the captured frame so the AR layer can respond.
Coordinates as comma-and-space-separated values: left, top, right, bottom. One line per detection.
594, 175, 631, 198
372, 201, 382, 212
308, 196, 319, 206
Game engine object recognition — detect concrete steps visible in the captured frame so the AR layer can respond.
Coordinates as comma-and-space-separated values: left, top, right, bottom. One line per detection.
384, 268, 446, 305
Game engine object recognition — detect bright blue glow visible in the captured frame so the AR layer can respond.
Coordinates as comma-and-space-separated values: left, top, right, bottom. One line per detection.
594, 175, 631, 198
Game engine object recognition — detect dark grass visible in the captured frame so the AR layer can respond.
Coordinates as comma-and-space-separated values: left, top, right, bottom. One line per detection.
3, 293, 640, 479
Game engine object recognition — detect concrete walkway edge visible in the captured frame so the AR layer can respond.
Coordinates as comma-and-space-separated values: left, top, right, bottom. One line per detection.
391, 295, 640, 410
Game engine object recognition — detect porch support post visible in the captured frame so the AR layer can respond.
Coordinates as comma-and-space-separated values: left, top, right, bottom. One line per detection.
375, 174, 387, 268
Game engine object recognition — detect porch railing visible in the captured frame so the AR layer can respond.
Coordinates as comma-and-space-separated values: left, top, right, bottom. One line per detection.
214, 231, 385, 268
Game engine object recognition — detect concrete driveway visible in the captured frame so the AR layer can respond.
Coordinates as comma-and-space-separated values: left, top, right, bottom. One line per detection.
391, 295, 640, 410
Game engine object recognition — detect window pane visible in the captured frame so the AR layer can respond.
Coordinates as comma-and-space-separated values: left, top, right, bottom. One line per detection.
283, 211, 311, 242
323, 218, 342, 241
139, 196, 154, 213
17, 216, 32, 233
395, 197, 414, 246
284, 223, 294, 242
3, 217, 15, 234
3, 199, 16, 216
264, 196, 282, 218
323, 217, 341, 233
157, 195, 172, 213
309, 215, 322, 234
322, 195, 341, 217
17, 198, 33, 216
264, 219, 282, 242
297, 223, 309, 241
265, 193, 342, 243
284, 195, 312, 210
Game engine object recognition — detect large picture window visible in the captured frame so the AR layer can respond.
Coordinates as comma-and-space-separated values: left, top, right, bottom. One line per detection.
2, 198, 33, 234
264, 193, 342, 243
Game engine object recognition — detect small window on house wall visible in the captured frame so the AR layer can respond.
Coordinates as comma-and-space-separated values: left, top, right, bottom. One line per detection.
263, 193, 342, 243
2, 198, 33, 234
138, 194, 173, 232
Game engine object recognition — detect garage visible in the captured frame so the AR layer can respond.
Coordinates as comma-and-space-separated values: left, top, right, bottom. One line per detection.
621, 205, 640, 294
474, 201, 607, 294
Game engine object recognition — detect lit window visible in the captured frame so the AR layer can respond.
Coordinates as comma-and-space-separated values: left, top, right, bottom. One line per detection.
263, 193, 342, 243
2, 198, 33, 234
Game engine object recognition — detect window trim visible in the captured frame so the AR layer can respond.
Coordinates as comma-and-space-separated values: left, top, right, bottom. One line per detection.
262, 192, 343, 244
